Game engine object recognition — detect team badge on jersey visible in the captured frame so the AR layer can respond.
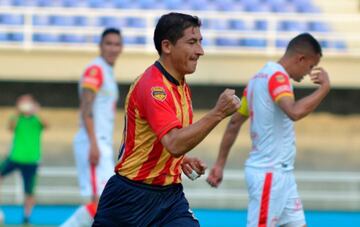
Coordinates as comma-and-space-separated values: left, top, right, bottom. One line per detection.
275, 73, 286, 83
151, 87, 167, 101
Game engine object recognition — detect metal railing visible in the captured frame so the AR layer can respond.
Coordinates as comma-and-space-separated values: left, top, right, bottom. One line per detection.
0, 6, 360, 56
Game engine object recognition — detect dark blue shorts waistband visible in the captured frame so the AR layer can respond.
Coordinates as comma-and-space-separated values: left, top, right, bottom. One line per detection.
115, 173, 182, 192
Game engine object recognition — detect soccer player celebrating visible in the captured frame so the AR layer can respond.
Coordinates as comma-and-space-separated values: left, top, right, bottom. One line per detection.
207, 33, 330, 227
93, 12, 240, 226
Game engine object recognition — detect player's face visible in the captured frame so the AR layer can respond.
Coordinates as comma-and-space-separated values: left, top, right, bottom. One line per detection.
170, 26, 204, 77
293, 53, 321, 82
100, 33, 123, 66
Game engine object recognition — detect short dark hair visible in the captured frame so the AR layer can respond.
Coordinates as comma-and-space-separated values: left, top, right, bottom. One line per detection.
154, 12, 201, 55
101, 28, 121, 43
286, 33, 322, 57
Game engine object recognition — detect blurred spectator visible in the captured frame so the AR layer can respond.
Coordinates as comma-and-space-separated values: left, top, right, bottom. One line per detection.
0, 94, 48, 225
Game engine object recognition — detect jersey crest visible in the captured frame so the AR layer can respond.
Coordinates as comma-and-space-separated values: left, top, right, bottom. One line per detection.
151, 87, 167, 101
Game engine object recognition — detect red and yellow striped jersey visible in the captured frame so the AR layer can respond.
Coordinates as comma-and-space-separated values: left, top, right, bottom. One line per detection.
115, 61, 193, 186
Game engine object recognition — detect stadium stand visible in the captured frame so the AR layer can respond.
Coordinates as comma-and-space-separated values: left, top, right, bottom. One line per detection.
0, 0, 353, 52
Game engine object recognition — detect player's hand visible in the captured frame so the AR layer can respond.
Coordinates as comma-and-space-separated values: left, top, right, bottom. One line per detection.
213, 89, 241, 119
309, 67, 330, 91
89, 144, 100, 166
181, 156, 207, 181
206, 164, 224, 188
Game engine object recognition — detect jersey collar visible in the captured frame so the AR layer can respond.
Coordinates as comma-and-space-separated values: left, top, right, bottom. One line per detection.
154, 61, 180, 86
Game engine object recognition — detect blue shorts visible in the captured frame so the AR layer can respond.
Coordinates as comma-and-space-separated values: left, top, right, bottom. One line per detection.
0, 158, 38, 195
93, 174, 200, 227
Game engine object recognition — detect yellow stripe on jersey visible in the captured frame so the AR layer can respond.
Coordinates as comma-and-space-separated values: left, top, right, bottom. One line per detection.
238, 95, 250, 117
120, 109, 157, 179
275, 92, 294, 103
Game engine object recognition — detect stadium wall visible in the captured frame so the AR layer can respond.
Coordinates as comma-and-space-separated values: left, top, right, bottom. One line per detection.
0, 80, 359, 114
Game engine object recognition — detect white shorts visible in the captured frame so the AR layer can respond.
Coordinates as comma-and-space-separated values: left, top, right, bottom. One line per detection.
73, 139, 114, 198
245, 168, 306, 227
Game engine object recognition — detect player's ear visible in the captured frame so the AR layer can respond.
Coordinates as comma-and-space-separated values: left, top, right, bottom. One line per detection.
161, 39, 172, 55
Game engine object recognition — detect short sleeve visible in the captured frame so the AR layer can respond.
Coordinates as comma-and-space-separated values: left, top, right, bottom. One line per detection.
81, 65, 104, 92
238, 88, 249, 117
141, 85, 182, 140
268, 71, 294, 103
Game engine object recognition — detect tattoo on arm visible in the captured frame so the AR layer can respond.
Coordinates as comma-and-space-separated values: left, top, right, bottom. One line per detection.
81, 89, 96, 119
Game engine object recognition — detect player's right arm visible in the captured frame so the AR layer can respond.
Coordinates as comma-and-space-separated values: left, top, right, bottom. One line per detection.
161, 89, 241, 158
80, 65, 104, 166
271, 68, 330, 121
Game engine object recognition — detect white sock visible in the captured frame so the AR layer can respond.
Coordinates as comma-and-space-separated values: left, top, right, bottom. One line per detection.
59, 205, 93, 227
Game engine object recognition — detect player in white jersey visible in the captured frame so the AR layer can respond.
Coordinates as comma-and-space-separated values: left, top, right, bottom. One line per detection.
61, 28, 123, 227
207, 33, 330, 227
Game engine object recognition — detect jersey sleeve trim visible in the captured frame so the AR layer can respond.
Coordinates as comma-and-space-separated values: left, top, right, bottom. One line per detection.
157, 120, 182, 140
274, 92, 294, 103
238, 95, 249, 117
81, 65, 104, 93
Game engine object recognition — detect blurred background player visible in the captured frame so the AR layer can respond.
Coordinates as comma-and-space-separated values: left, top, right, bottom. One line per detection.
0, 94, 47, 225
93, 12, 240, 226
207, 33, 331, 227
60, 28, 123, 227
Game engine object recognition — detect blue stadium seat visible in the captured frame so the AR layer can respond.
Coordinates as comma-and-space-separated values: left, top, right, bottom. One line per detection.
73, 16, 88, 27
276, 39, 289, 48
100, 16, 127, 28
0, 14, 24, 25
0, 33, 8, 41
63, 0, 89, 8
245, 2, 271, 12
37, 0, 65, 7
12, 0, 39, 6
0, 0, 12, 6
191, 0, 218, 11
308, 21, 330, 32
215, 38, 239, 47
278, 20, 308, 31
113, 0, 132, 8
33, 15, 50, 26
33, 33, 61, 43
333, 40, 346, 50
216, 0, 240, 11
229, 19, 247, 31
50, 16, 76, 26
204, 19, 229, 30
127, 17, 146, 28
164, 0, 189, 10
272, 2, 297, 13
61, 34, 86, 43
8, 33, 23, 42
254, 20, 268, 31
241, 38, 267, 48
